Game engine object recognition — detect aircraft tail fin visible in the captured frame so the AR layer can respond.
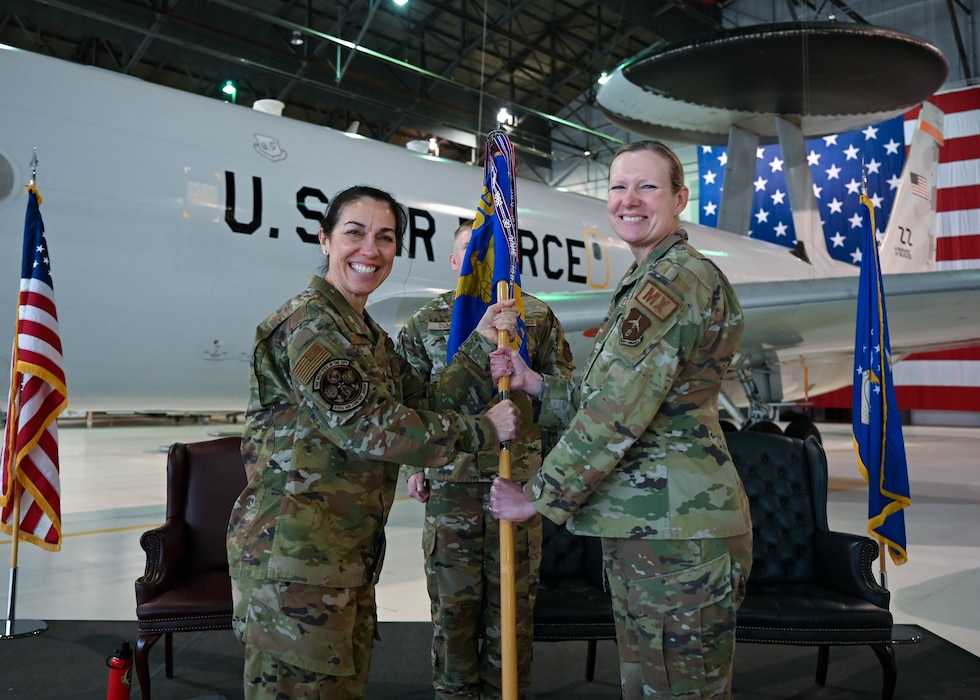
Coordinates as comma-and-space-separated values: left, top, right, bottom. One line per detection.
879, 101, 945, 273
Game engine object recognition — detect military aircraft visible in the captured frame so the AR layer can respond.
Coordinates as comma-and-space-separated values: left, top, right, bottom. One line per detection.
1, 46, 978, 439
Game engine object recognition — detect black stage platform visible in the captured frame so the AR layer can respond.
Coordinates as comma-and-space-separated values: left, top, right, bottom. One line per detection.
1, 620, 977, 698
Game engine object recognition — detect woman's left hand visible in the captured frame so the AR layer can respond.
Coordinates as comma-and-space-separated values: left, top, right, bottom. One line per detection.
475, 299, 517, 343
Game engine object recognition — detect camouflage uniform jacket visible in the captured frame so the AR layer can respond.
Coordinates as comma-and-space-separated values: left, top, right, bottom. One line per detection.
525, 229, 752, 540
229, 276, 500, 588
397, 291, 575, 482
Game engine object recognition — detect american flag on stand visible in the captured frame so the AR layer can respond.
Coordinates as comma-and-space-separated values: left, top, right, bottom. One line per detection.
698, 92, 980, 414
1, 184, 67, 551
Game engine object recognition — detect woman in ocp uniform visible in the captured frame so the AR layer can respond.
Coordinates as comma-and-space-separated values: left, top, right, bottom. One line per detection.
227, 185, 521, 700
489, 142, 752, 700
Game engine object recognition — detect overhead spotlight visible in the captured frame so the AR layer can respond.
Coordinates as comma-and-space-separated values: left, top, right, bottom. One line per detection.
496, 107, 513, 126
221, 80, 238, 104
393, 0, 409, 6
597, 72, 610, 85
427, 137, 440, 157
290, 30, 304, 46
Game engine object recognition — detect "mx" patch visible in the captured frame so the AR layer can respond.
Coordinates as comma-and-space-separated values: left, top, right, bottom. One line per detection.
635, 278, 679, 322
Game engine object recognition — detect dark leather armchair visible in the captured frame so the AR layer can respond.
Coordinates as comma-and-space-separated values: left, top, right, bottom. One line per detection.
134, 436, 246, 700
725, 431, 896, 700
533, 517, 616, 681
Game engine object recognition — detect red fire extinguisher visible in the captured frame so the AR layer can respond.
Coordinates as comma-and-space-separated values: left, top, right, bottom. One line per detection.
106, 640, 134, 700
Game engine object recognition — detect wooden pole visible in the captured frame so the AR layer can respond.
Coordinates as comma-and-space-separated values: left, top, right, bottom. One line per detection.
495, 280, 518, 700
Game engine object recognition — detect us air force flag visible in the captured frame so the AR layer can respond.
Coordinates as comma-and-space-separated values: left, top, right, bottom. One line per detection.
446, 130, 528, 365
852, 192, 911, 566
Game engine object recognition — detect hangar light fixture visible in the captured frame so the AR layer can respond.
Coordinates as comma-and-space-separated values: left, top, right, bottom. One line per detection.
597, 72, 610, 85
221, 80, 238, 103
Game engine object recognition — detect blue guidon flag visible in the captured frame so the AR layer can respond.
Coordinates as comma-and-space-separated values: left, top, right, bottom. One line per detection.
447, 130, 528, 365
852, 190, 911, 566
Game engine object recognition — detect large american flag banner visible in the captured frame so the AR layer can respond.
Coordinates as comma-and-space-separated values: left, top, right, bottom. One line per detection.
1, 185, 67, 551
890, 87, 980, 412
698, 90, 980, 413
698, 115, 906, 264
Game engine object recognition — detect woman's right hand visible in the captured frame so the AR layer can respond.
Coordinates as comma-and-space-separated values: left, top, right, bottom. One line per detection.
486, 399, 520, 442
490, 347, 542, 396
490, 476, 538, 522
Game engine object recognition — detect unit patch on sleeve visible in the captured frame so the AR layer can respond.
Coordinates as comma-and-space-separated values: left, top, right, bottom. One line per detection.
313, 359, 369, 411
635, 278, 680, 322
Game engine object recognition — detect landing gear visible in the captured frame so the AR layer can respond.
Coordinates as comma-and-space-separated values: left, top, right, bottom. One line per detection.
723, 363, 824, 444
783, 413, 822, 443
745, 420, 782, 434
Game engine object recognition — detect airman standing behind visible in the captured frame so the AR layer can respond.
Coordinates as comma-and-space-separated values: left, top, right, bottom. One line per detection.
398, 219, 575, 699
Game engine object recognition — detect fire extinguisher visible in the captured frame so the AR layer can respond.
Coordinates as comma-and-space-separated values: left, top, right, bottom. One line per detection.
106, 640, 134, 700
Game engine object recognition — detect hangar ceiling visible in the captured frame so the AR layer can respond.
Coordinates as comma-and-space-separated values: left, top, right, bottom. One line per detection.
0, 0, 974, 192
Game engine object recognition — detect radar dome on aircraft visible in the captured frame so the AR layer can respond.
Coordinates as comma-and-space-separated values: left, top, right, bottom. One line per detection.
596, 21, 949, 145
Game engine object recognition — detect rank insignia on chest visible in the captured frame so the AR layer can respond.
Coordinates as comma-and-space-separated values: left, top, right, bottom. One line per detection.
313, 358, 369, 411
620, 307, 651, 347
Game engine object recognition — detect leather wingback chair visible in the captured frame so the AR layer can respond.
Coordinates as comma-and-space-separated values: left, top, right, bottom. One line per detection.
533, 517, 616, 681
134, 436, 245, 700
725, 431, 896, 700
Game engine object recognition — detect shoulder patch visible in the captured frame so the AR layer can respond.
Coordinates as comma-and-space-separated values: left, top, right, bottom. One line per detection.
620, 308, 651, 347
635, 278, 680, 322
313, 358, 369, 411
293, 344, 331, 384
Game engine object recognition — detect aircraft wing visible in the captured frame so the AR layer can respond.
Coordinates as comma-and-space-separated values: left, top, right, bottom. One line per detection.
536, 289, 614, 365
736, 268, 980, 369
542, 269, 980, 402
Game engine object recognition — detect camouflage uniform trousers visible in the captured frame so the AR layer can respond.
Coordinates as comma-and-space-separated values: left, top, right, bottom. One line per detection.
423, 479, 543, 699
231, 576, 378, 700
602, 533, 753, 699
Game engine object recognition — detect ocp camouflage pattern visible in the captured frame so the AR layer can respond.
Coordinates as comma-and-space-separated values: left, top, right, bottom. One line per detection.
396, 291, 575, 483
229, 275, 502, 589
525, 230, 752, 540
